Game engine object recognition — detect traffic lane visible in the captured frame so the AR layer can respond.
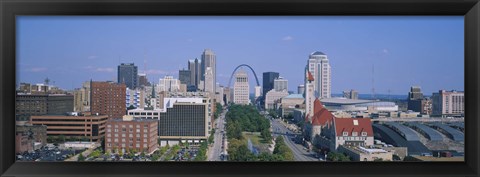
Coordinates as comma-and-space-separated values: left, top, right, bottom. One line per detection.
271, 120, 317, 161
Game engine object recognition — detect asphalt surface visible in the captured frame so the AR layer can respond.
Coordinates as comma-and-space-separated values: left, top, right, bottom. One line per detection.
207, 109, 227, 161
270, 118, 318, 161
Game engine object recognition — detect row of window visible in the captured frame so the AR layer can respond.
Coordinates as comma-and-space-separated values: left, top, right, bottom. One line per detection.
342, 132, 368, 136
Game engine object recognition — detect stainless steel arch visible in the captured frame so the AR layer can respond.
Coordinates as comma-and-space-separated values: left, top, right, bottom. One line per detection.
227, 64, 260, 88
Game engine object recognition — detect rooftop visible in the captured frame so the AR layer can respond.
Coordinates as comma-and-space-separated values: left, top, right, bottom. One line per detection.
311, 51, 326, 55
284, 94, 304, 99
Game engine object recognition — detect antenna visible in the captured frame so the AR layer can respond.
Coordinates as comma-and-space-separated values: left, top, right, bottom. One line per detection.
371, 64, 375, 100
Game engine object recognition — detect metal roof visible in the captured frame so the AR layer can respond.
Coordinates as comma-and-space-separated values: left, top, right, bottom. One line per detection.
320, 98, 374, 105
448, 122, 464, 129
383, 122, 421, 141
372, 124, 430, 155
429, 123, 464, 142
405, 122, 443, 141
283, 94, 304, 99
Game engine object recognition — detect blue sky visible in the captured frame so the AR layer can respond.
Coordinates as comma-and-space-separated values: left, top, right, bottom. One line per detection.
17, 16, 464, 95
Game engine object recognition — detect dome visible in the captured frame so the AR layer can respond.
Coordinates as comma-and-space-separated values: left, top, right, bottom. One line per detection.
311, 51, 326, 56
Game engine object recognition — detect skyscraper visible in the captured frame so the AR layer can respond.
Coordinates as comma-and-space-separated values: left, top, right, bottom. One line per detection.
117, 63, 138, 89
201, 49, 216, 94
179, 69, 192, 86
305, 51, 331, 98
233, 69, 250, 105
188, 59, 201, 89
138, 73, 149, 87
274, 76, 288, 92
305, 70, 315, 123
158, 75, 181, 92
262, 72, 279, 97
204, 67, 214, 93
297, 85, 305, 95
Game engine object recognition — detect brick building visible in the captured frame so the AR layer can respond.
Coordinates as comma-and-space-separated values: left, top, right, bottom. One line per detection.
90, 81, 126, 119
105, 116, 158, 154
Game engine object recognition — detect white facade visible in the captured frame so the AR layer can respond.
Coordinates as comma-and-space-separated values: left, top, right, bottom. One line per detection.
126, 88, 145, 109
305, 73, 315, 122
201, 49, 216, 94
254, 86, 262, 99
204, 67, 214, 94
157, 75, 180, 92
127, 108, 162, 119
432, 90, 464, 116
306, 51, 331, 98
274, 77, 288, 92
233, 69, 250, 105
298, 85, 305, 95
265, 90, 289, 110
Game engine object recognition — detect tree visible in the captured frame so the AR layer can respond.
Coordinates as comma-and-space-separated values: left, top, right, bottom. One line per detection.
77, 153, 85, 161
327, 152, 350, 162
58, 135, 66, 143
140, 151, 146, 158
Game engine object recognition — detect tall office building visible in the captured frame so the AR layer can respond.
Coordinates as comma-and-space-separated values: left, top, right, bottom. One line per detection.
90, 81, 126, 119
305, 51, 331, 98
73, 81, 91, 112
200, 49, 216, 94
274, 76, 288, 92
204, 67, 214, 93
157, 75, 181, 92
179, 69, 192, 86
298, 85, 305, 95
233, 69, 250, 105
263, 72, 279, 98
432, 90, 464, 117
254, 86, 262, 100
407, 86, 425, 112
117, 63, 138, 89
138, 73, 149, 87
343, 89, 359, 100
188, 58, 201, 89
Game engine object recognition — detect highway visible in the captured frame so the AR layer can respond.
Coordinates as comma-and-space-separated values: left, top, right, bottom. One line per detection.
207, 109, 227, 161
270, 118, 318, 161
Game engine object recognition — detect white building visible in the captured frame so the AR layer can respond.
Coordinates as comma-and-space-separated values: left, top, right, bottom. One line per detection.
298, 85, 305, 95
201, 49, 216, 94
264, 90, 289, 110
126, 88, 145, 109
157, 75, 181, 92
432, 90, 464, 117
254, 86, 262, 100
305, 51, 331, 98
233, 69, 250, 105
274, 76, 288, 92
204, 67, 214, 94
305, 70, 316, 122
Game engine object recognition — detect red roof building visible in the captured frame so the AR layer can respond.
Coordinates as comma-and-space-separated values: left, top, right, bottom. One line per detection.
311, 98, 334, 127
333, 118, 374, 137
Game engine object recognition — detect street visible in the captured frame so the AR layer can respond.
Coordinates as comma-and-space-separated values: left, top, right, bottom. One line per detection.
207, 108, 228, 161
270, 118, 318, 161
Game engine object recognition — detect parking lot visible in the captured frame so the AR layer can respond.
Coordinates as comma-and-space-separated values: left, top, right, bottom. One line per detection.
16, 146, 84, 162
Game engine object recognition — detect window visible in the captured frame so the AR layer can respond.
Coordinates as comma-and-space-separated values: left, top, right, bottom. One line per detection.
352, 132, 358, 136
362, 132, 367, 136
107, 143, 111, 147
114, 128, 118, 132
136, 143, 140, 148
114, 138, 118, 142
343, 132, 348, 136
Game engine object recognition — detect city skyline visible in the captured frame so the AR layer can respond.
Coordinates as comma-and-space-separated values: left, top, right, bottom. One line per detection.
17, 16, 464, 94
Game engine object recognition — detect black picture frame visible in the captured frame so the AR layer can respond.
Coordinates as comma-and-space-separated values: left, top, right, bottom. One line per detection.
1, 0, 479, 176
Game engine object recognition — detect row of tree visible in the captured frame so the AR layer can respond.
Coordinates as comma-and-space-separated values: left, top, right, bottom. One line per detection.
225, 104, 271, 141
214, 103, 223, 119
227, 136, 295, 161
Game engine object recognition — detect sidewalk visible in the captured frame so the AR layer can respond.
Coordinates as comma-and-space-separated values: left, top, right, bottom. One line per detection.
65, 143, 100, 161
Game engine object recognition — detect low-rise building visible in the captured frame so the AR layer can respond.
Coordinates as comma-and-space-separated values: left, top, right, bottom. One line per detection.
338, 145, 393, 161
29, 113, 108, 142
265, 90, 289, 110
279, 94, 305, 117
105, 115, 158, 154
